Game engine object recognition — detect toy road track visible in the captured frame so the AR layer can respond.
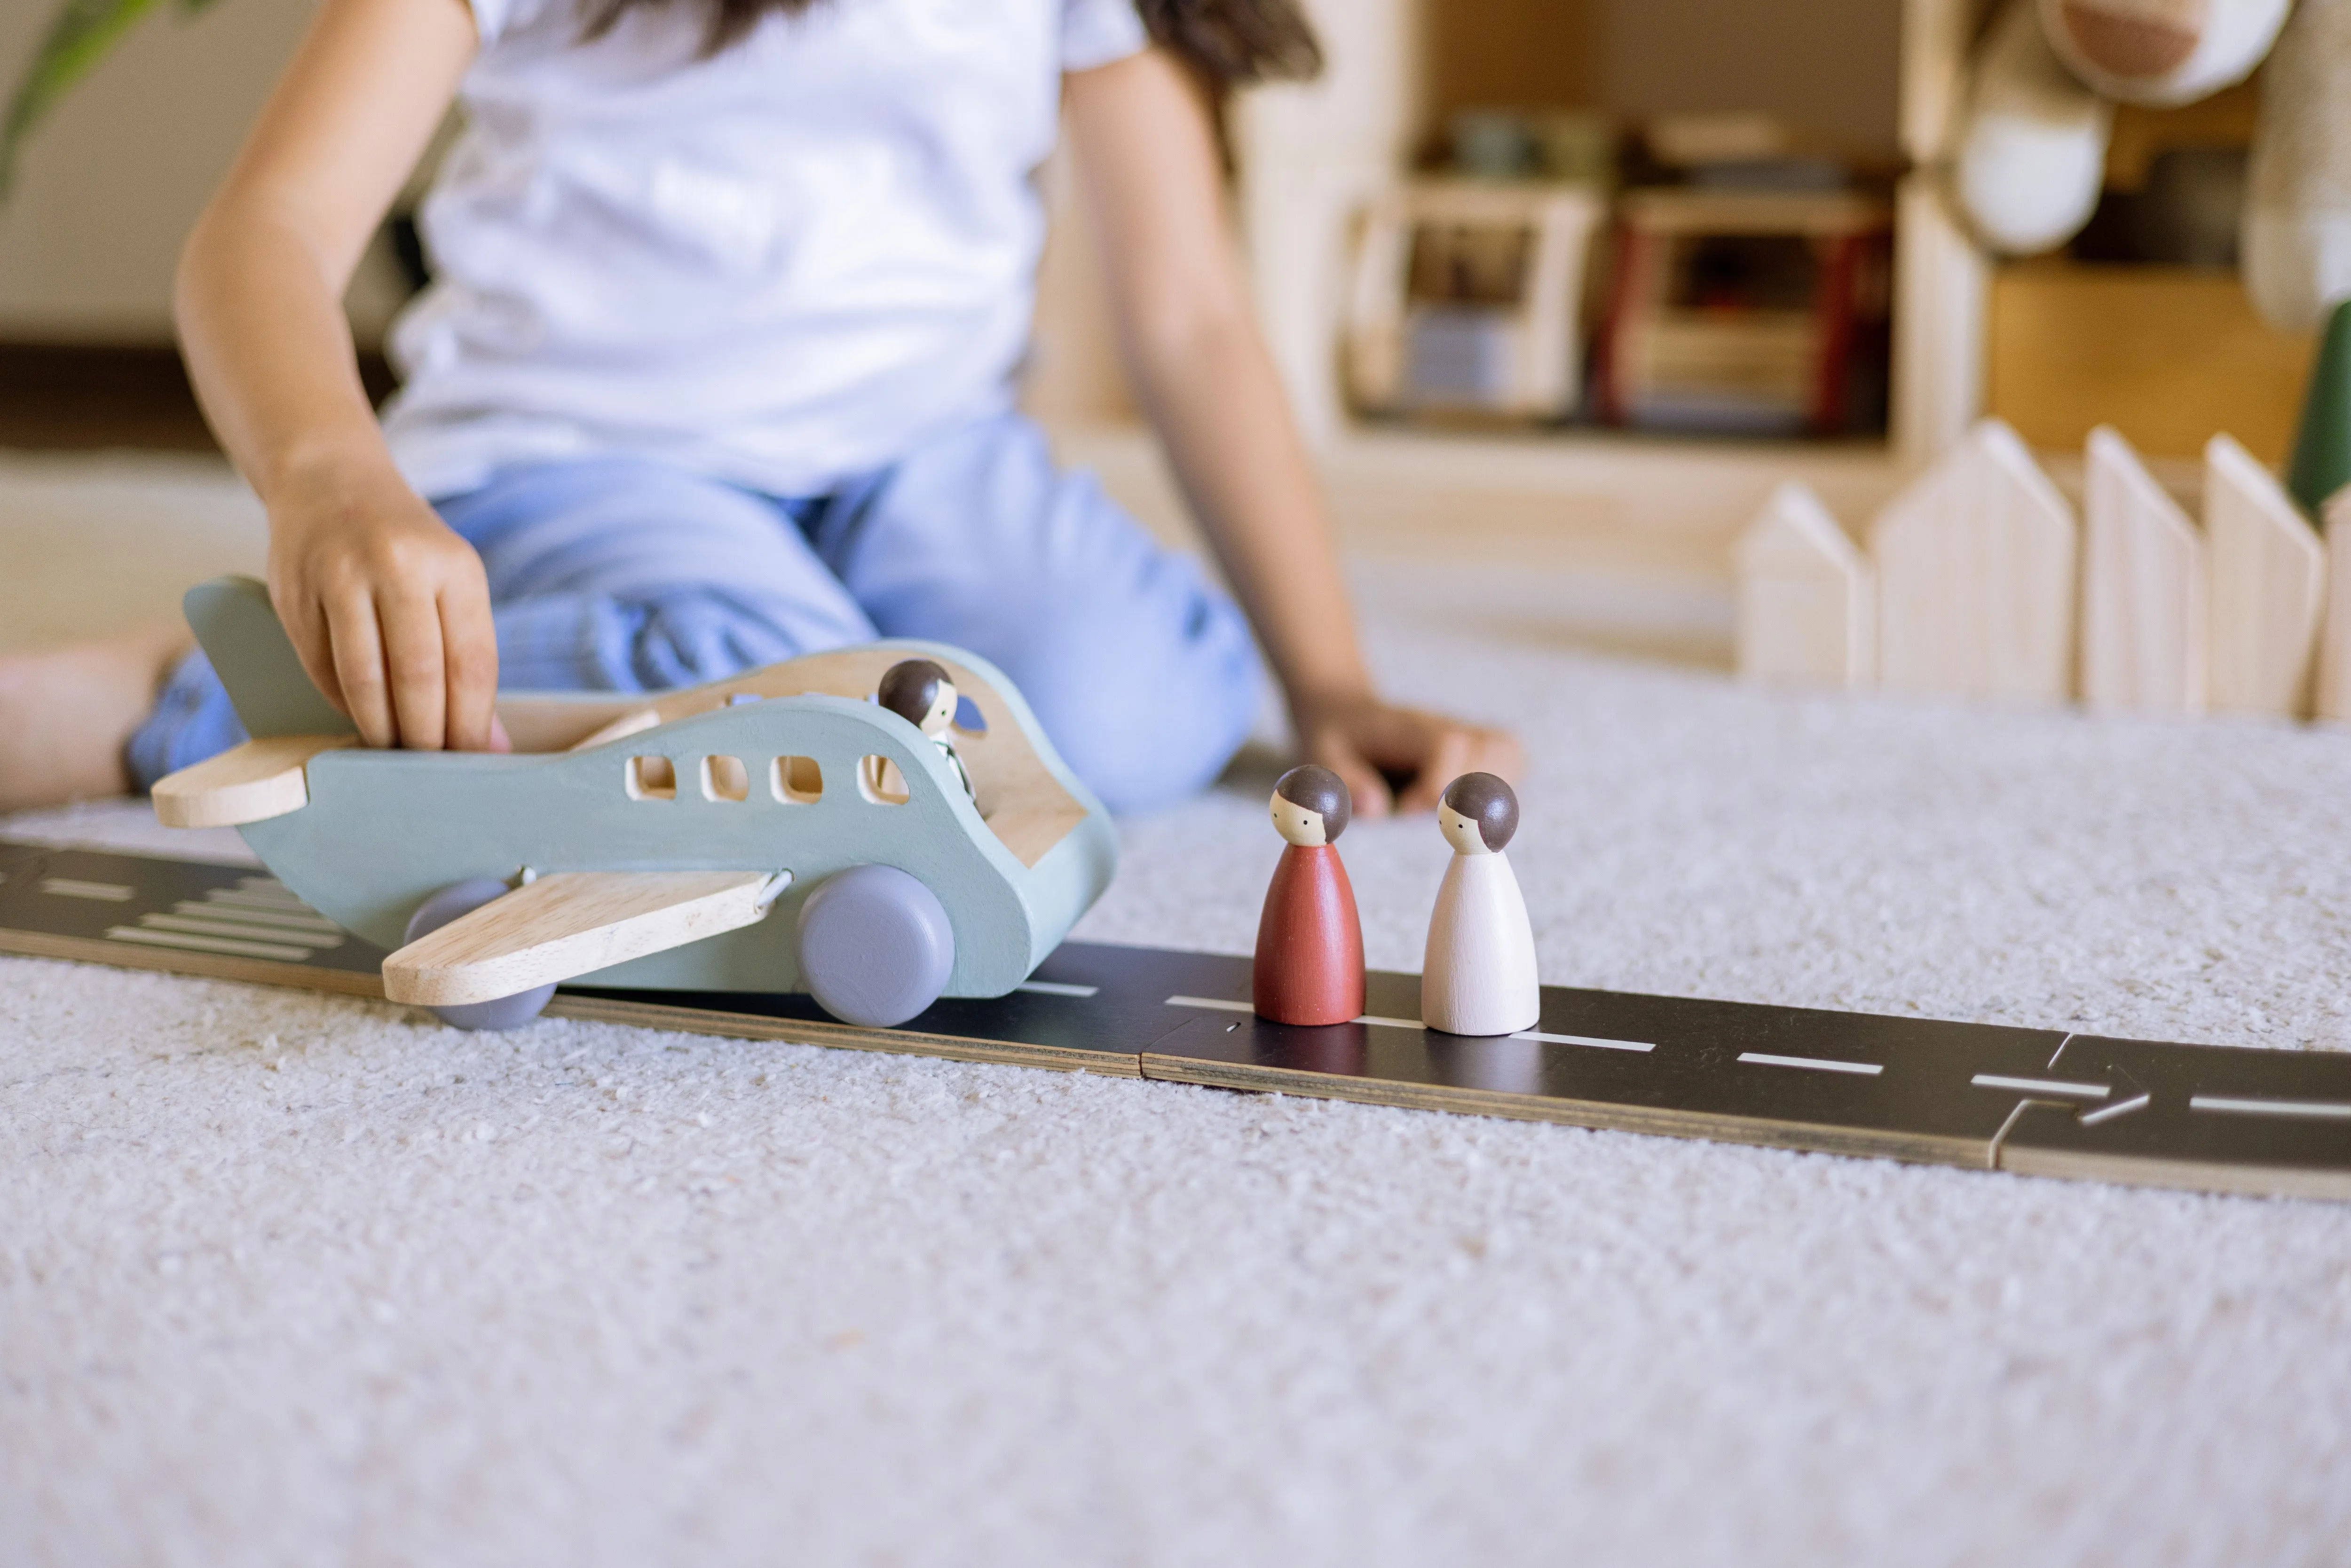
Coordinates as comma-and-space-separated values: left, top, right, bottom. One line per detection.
4, 837, 2349, 1202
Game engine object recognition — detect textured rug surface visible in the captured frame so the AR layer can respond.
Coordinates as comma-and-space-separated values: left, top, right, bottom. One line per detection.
5, 457, 2351, 1567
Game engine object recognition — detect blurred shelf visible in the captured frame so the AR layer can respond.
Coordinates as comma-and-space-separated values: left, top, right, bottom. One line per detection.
1049, 418, 1905, 583
0, 341, 399, 455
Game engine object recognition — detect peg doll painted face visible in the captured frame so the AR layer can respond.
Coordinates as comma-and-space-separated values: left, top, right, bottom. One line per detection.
878, 659, 958, 739
1437, 772, 1519, 857
1270, 765, 1351, 849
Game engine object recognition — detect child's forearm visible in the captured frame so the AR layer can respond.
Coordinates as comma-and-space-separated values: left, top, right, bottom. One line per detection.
180, 196, 498, 756
177, 0, 474, 505
1067, 49, 1523, 812
178, 205, 401, 505
1064, 50, 1373, 719
173, 0, 493, 753
1123, 309, 1374, 714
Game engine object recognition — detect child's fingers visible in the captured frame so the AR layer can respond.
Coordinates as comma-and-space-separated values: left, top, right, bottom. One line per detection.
379, 586, 450, 750
1392, 725, 1476, 814
1470, 726, 1528, 785
439, 580, 500, 753
1407, 724, 1528, 812
324, 590, 397, 749
1314, 734, 1395, 820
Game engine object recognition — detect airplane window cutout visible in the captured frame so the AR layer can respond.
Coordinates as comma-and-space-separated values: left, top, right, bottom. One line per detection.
626, 756, 677, 801
701, 756, 750, 803
859, 756, 912, 806
770, 756, 823, 804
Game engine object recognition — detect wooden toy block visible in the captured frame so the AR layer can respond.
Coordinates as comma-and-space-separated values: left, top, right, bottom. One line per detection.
1870, 418, 2078, 702
150, 734, 358, 828
2078, 426, 2207, 714
2313, 489, 2351, 723
1733, 482, 1875, 687
2203, 433, 2327, 716
16, 837, 2351, 1203
383, 870, 786, 1008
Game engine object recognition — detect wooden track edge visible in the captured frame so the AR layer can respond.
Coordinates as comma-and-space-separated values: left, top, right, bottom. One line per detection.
0, 928, 388, 999
1137, 1054, 1992, 1171
0, 927, 1143, 1075
1997, 1143, 2351, 1203
544, 994, 1145, 1078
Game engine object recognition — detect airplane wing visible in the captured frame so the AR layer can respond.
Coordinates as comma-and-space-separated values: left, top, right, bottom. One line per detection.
382, 869, 788, 1007
152, 735, 356, 828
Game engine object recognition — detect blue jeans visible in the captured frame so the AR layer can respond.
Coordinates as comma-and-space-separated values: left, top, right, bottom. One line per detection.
127, 414, 1264, 814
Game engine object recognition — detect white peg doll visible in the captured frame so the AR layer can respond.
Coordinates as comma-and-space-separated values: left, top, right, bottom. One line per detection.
1420, 771, 1539, 1036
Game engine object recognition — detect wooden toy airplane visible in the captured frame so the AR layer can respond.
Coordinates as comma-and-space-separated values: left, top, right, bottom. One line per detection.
149, 577, 1117, 1031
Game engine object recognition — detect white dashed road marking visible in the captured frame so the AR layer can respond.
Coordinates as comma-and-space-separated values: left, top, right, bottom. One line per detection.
1738, 1052, 1883, 1077
39, 878, 134, 902
1972, 1074, 2110, 1099
1164, 998, 1652, 1051
2189, 1096, 2351, 1120
104, 926, 313, 962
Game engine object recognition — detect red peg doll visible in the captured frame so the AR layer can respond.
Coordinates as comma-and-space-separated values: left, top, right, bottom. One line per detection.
1253, 764, 1366, 1026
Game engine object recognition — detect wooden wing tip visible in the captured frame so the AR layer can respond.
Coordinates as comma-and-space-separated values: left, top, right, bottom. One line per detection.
150, 735, 353, 829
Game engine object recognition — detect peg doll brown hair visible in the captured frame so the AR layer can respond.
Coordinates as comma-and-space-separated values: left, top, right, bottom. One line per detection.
1441, 772, 1519, 852
877, 658, 951, 729
583, 0, 1324, 87
1274, 764, 1351, 843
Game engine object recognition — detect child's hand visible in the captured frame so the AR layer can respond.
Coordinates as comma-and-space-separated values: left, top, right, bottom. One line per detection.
1293, 690, 1524, 819
264, 459, 504, 754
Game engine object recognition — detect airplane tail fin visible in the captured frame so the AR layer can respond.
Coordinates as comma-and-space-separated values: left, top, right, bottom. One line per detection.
182, 576, 356, 741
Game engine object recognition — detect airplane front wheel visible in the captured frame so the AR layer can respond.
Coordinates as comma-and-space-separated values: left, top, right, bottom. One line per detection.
795, 864, 955, 1029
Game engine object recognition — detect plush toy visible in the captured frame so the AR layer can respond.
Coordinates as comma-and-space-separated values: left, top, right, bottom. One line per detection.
1954, 0, 2341, 321
1956, 0, 2351, 509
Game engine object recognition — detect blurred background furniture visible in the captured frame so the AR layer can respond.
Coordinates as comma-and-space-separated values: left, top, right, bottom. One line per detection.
0, 0, 2327, 629
1343, 181, 1602, 423
1595, 188, 1892, 437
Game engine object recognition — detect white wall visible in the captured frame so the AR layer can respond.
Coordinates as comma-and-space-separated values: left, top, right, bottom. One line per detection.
0, 0, 318, 340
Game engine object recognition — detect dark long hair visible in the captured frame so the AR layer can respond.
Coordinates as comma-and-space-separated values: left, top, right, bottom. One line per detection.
583, 0, 1323, 87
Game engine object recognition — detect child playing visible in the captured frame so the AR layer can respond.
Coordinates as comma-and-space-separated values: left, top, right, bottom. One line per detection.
0, 0, 1519, 818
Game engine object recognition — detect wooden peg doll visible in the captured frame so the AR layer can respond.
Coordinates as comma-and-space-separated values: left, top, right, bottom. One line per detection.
1421, 772, 1539, 1037
877, 658, 974, 799
1253, 764, 1366, 1027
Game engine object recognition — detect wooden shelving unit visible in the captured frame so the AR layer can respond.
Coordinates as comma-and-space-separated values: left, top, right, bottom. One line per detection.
1026, 1, 1993, 571
1188, 0, 1993, 569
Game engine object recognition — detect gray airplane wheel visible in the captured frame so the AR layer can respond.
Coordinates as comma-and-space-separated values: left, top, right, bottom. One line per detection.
403, 877, 557, 1032
795, 864, 955, 1029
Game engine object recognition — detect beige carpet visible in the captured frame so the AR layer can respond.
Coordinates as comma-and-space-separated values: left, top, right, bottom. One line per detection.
4, 453, 2350, 1567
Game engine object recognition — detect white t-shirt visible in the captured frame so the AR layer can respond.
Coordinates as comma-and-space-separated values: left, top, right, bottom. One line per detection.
381, 0, 1149, 499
